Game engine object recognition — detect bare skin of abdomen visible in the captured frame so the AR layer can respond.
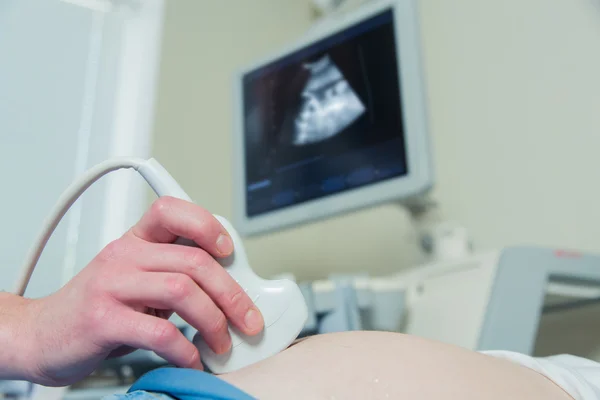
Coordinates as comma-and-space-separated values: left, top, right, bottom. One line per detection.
219, 331, 573, 400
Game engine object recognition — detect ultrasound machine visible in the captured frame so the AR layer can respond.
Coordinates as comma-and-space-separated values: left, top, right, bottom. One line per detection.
232, 1, 433, 236
55, 1, 600, 397
232, 0, 600, 364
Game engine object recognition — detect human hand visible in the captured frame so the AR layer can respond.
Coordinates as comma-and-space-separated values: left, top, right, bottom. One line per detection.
20, 197, 264, 386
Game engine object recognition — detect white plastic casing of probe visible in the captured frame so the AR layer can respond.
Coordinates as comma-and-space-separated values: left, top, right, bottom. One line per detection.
137, 158, 309, 373
193, 215, 308, 373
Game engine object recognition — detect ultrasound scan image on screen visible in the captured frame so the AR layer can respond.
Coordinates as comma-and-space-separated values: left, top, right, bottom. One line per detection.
242, 9, 407, 218
294, 54, 366, 146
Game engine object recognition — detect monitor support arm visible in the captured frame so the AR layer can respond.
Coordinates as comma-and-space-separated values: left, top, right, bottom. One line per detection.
400, 194, 474, 263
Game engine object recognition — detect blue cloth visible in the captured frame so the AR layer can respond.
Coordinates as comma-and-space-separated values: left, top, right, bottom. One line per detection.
102, 368, 255, 400
103, 391, 174, 399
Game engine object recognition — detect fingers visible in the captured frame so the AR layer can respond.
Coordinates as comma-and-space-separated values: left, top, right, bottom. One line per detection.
130, 196, 234, 258
124, 242, 264, 336
108, 272, 232, 355
111, 309, 202, 369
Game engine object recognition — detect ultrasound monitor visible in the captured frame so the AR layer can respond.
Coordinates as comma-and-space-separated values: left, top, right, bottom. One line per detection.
232, 0, 433, 236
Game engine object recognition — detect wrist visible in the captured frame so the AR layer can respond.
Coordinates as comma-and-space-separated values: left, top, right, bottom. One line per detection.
0, 292, 39, 381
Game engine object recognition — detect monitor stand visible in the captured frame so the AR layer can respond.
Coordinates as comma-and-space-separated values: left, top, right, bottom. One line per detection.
403, 195, 474, 263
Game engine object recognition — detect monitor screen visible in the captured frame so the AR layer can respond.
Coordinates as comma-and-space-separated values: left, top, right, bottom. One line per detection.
241, 9, 406, 218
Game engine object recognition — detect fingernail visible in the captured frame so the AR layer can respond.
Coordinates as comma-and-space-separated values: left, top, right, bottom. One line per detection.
244, 307, 264, 332
220, 335, 232, 355
190, 351, 203, 370
216, 234, 233, 255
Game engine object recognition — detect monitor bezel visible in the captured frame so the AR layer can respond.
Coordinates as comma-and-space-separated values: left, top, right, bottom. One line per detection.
231, 0, 433, 236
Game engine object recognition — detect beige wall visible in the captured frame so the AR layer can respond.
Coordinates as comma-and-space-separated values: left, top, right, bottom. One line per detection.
151, 0, 600, 281
420, 0, 600, 255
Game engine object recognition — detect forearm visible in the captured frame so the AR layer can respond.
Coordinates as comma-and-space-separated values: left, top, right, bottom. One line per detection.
0, 292, 37, 381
